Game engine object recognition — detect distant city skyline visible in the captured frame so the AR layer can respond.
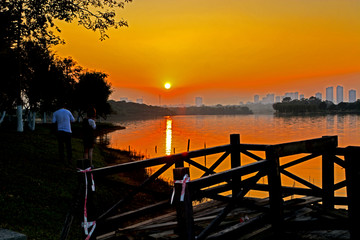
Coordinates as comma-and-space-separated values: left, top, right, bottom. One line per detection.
118, 84, 358, 106
252, 85, 357, 105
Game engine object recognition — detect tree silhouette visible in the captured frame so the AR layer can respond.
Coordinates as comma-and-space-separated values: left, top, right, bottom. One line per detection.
0, 8, 19, 125
2, 0, 132, 45
273, 97, 360, 114
74, 72, 113, 120
0, 0, 131, 130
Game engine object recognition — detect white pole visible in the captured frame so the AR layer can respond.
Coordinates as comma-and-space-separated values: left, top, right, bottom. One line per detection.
17, 105, 23, 132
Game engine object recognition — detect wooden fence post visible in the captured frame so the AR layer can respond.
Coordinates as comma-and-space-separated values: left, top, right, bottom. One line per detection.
345, 146, 360, 240
175, 154, 185, 168
265, 146, 283, 234
322, 136, 337, 210
173, 167, 194, 240
230, 134, 241, 199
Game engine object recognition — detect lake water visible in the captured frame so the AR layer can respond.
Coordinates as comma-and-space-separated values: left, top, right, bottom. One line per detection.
105, 114, 360, 197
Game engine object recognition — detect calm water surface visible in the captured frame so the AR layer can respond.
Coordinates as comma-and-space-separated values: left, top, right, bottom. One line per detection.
106, 114, 360, 197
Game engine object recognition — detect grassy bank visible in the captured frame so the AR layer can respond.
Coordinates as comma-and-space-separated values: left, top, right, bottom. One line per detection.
0, 123, 171, 239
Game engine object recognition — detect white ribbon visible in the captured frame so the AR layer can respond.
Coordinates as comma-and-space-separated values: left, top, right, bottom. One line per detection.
171, 174, 190, 204
78, 167, 96, 239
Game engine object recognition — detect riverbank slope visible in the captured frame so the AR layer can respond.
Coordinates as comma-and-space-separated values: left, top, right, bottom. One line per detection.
0, 123, 171, 239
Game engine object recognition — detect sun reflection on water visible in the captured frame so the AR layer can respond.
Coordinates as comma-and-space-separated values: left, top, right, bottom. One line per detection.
165, 117, 172, 155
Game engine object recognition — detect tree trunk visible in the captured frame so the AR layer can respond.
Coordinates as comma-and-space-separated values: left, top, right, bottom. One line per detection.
17, 105, 23, 132
43, 112, 47, 123
0, 111, 6, 125
28, 111, 36, 131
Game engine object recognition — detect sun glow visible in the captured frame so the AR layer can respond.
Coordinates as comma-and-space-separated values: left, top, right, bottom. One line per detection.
164, 83, 171, 89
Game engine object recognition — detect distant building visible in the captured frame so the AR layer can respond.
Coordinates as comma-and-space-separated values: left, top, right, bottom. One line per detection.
254, 95, 260, 103
315, 92, 322, 101
195, 97, 203, 107
336, 85, 343, 104
262, 93, 275, 104
120, 97, 129, 102
284, 92, 299, 100
326, 87, 333, 103
349, 89, 356, 103
300, 94, 304, 100
136, 98, 143, 104
275, 96, 281, 103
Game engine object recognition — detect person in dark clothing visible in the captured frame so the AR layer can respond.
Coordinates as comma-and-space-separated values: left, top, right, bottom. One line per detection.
83, 108, 96, 167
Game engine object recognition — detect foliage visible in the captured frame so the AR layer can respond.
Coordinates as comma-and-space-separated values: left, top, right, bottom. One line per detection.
273, 97, 360, 114
0, 36, 113, 120
0, 48, 18, 111
107, 101, 253, 120
0, 0, 132, 127
74, 71, 113, 119
21, 42, 75, 112
108, 100, 175, 120
1, 0, 132, 45
0, 7, 19, 111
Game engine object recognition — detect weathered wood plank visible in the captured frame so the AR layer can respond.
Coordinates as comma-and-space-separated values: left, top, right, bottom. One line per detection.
206, 212, 266, 240
345, 146, 360, 240
92, 144, 231, 177
240, 149, 264, 161
280, 169, 322, 192
266, 145, 283, 233
231, 134, 242, 199
201, 151, 230, 178
280, 153, 321, 170
189, 160, 268, 192
272, 136, 338, 157
105, 200, 170, 222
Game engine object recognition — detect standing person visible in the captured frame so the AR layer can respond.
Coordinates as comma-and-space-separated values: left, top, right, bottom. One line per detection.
52, 106, 75, 165
83, 107, 96, 167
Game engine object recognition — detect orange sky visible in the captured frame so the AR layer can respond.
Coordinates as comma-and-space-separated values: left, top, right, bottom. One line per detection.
52, 0, 360, 105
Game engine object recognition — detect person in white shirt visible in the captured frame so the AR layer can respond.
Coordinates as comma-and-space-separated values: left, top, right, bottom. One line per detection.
52, 107, 75, 164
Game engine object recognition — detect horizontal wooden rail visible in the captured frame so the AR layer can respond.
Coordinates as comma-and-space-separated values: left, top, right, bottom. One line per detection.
188, 160, 269, 194
240, 143, 269, 151
272, 136, 338, 157
91, 144, 232, 177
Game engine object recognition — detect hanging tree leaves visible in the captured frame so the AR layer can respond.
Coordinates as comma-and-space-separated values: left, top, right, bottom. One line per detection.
1, 0, 132, 46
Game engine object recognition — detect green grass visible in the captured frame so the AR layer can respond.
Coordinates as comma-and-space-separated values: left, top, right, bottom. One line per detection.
0, 124, 85, 239
0, 123, 171, 239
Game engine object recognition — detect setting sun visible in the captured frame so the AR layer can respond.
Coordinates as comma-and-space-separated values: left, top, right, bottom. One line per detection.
53, 0, 360, 105
164, 83, 171, 89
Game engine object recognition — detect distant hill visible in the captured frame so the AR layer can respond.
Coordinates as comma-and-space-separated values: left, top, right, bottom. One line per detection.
107, 101, 253, 120
107, 100, 175, 120
244, 103, 275, 114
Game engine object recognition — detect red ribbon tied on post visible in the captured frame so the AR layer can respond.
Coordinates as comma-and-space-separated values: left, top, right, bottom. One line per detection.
171, 174, 190, 204
78, 167, 96, 240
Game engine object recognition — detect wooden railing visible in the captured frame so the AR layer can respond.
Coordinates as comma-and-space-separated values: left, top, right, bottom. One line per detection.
60, 134, 360, 240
